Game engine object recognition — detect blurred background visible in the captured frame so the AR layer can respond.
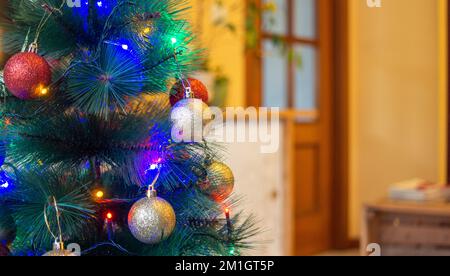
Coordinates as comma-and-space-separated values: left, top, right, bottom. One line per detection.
1, 0, 449, 256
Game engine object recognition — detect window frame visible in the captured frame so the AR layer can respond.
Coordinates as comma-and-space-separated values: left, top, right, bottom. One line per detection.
246, 0, 320, 109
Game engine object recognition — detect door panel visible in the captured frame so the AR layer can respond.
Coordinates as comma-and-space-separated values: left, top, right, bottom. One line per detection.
295, 145, 320, 215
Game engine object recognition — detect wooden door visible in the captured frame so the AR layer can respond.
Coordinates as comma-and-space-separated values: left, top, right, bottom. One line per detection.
246, 0, 333, 255
293, 0, 332, 256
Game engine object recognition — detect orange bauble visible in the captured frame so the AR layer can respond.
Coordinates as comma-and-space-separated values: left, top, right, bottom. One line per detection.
169, 78, 209, 106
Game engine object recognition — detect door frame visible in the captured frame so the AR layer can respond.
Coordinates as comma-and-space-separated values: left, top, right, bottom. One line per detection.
245, 0, 354, 253
447, 0, 450, 184
330, 0, 356, 249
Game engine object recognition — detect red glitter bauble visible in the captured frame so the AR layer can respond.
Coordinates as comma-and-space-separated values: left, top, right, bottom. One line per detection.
169, 78, 209, 106
3, 52, 52, 100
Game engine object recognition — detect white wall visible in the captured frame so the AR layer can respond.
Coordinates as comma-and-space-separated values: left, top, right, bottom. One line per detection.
348, 0, 448, 238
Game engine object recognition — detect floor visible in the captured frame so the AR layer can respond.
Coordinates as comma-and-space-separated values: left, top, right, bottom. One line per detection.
316, 249, 360, 256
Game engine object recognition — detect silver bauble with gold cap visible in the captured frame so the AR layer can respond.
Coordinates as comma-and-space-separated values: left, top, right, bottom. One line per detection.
127, 188, 176, 244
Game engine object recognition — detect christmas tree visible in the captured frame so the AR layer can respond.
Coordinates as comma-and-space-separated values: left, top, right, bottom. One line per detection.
0, 0, 257, 256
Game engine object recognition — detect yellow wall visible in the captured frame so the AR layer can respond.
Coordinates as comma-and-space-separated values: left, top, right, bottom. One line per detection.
189, 0, 246, 107
348, 0, 447, 238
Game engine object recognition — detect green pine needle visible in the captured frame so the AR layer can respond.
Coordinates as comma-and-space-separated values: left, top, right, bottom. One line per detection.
66, 45, 145, 118
8, 168, 96, 251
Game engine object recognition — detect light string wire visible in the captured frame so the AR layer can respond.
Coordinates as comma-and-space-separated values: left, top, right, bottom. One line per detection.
43, 196, 64, 248
171, 21, 192, 99
173, 50, 192, 99
30, 0, 66, 53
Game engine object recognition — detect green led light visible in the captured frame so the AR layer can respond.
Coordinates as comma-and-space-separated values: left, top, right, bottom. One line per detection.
171, 37, 177, 44
229, 247, 235, 255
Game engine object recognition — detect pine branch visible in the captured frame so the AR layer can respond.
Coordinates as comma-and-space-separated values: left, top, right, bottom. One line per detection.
183, 217, 221, 229
148, 48, 185, 70
18, 132, 155, 153
41, 3, 95, 45
88, 0, 99, 38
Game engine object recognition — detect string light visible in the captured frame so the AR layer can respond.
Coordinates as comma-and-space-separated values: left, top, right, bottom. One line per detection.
95, 190, 104, 199
104, 40, 131, 51
143, 27, 152, 34
171, 37, 177, 44
145, 157, 163, 172
106, 212, 113, 220
35, 84, 49, 96
0, 171, 13, 195
225, 207, 232, 237
229, 247, 235, 255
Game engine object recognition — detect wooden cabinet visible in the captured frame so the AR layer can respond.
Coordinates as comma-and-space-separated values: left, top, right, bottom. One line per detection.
362, 200, 450, 256
225, 120, 289, 256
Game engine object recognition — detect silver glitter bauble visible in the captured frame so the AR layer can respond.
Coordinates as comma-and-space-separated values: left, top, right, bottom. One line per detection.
203, 161, 235, 202
171, 98, 212, 143
128, 193, 176, 244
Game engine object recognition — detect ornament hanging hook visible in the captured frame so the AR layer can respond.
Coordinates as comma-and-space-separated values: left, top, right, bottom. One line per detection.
147, 167, 161, 198
28, 42, 38, 53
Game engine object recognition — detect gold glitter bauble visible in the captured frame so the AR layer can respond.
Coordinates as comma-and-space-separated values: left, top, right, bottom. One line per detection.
128, 194, 176, 244
43, 249, 78, 256
171, 98, 212, 143
127, 93, 170, 113
203, 161, 235, 202
43, 242, 79, 256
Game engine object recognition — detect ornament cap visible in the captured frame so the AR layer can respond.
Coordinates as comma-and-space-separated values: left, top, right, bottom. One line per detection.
185, 86, 192, 99
53, 239, 64, 251
147, 187, 157, 198
28, 42, 38, 53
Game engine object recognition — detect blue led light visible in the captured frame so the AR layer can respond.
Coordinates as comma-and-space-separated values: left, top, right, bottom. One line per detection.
0, 170, 14, 195
104, 40, 132, 52
0, 141, 6, 167
71, 0, 118, 33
